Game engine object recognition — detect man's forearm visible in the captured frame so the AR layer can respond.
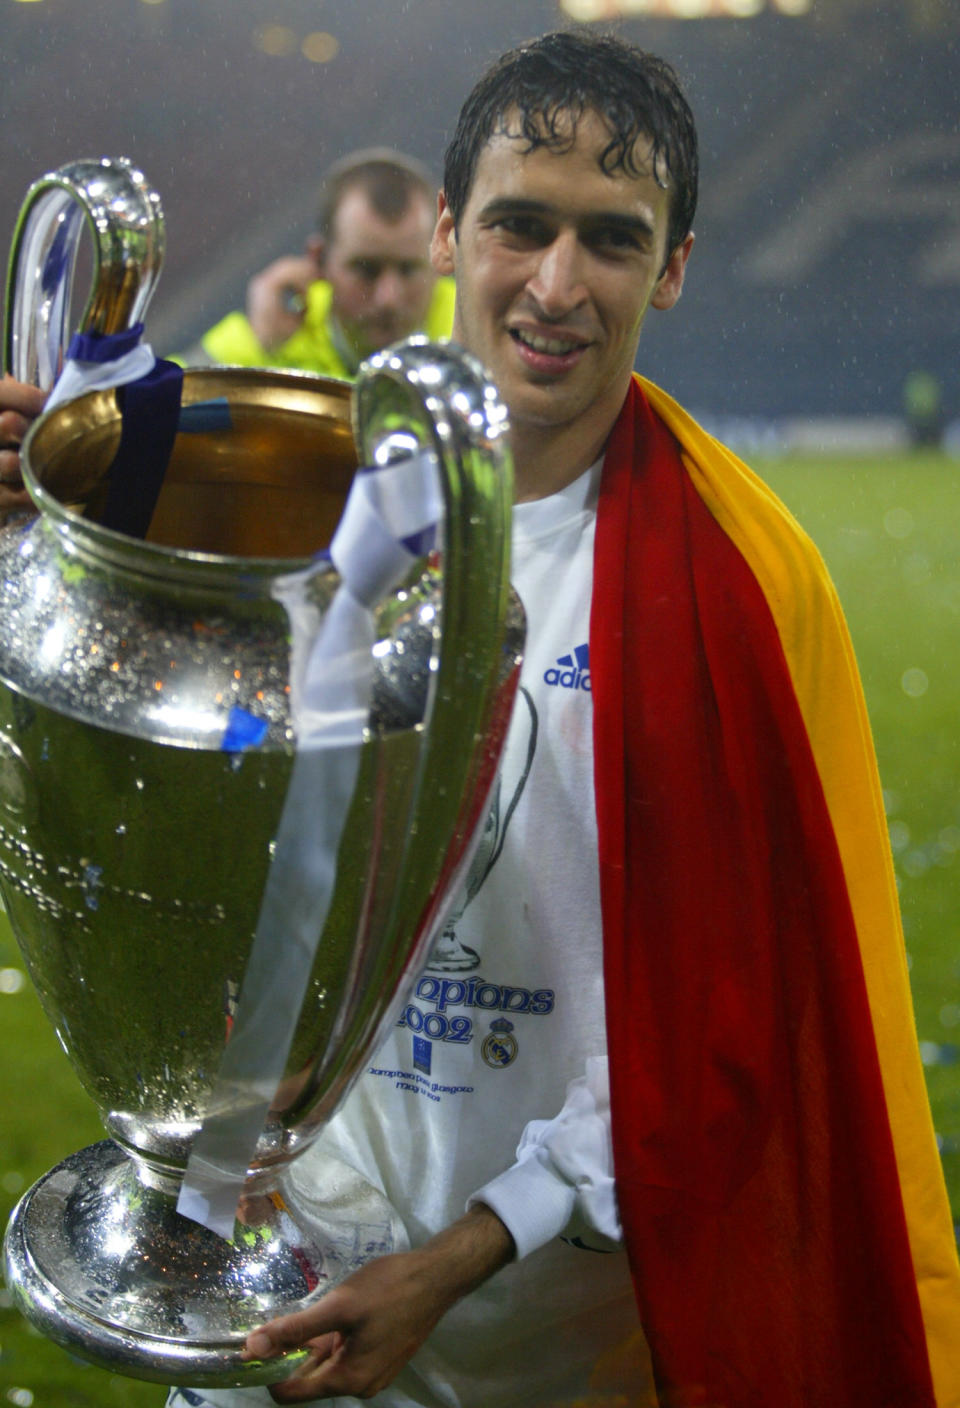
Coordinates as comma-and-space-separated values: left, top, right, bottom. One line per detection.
414, 1201, 516, 1300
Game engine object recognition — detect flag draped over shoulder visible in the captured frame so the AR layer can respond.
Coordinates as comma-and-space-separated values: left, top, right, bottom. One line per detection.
591, 375, 960, 1408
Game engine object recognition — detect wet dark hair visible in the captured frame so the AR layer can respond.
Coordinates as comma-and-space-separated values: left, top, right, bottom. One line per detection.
443, 30, 698, 261
317, 148, 436, 240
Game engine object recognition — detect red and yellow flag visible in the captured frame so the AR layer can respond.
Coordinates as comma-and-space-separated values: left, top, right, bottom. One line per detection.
591, 376, 960, 1407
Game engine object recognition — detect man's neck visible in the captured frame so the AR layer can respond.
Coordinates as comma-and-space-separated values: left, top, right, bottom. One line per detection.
510, 415, 616, 503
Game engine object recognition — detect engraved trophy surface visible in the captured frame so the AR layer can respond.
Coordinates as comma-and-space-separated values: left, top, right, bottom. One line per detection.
0, 160, 523, 1385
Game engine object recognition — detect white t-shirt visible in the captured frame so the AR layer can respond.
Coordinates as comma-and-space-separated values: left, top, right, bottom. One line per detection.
181, 463, 653, 1408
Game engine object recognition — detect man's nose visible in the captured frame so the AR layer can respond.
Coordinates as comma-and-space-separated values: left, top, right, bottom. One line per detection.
527, 233, 587, 317
373, 267, 406, 309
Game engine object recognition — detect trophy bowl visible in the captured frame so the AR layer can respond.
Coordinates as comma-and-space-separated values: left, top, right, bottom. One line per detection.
0, 347, 523, 1385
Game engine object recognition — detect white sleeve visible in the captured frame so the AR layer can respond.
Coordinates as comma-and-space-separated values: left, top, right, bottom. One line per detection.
466, 1054, 622, 1259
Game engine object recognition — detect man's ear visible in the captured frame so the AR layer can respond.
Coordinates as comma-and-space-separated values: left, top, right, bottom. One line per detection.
305, 233, 326, 275
651, 231, 694, 311
431, 193, 457, 277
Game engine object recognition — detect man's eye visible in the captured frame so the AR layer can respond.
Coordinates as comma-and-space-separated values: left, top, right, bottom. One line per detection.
496, 216, 545, 242
354, 261, 382, 281
592, 228, 642, 252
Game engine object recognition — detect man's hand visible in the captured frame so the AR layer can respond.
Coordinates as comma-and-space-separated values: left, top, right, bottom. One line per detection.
0, 375, 45, 519
246, 256, 319, 351
243, 1202, 515, 1403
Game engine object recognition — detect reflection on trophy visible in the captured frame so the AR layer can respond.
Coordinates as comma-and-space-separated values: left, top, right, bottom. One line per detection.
427, 684, 537, 973
0, 159, 524, 1385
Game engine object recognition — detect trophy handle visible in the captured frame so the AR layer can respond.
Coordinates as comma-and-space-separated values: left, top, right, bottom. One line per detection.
351, 335, 516, 938
3, 155, 165, 390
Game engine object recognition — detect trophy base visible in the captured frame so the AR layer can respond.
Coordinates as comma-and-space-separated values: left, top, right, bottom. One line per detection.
3, 1139, 404, 1387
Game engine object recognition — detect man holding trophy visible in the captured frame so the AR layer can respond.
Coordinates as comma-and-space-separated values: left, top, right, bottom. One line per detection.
178, 28, 958, 1408
2, 27, 959, 1408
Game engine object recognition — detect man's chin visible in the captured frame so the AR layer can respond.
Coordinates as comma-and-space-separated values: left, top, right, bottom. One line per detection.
359, 325, 410, 356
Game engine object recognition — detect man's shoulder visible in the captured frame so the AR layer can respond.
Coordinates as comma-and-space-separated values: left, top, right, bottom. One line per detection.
303, 279, 335, 322
196, 309, 267, 367
277, 281, 350, 378
426, 278, 457, 340
195, 280, 345, 377
638, 375, 836, 618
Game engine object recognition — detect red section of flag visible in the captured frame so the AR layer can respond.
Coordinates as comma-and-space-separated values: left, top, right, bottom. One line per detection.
592, 380, 935, 1406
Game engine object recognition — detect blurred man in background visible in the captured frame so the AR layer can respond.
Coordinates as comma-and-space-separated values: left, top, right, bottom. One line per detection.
0, 149, 456, 518
188, 148, 455, 377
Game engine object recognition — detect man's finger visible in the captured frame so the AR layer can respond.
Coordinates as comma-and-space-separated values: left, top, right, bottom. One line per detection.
0, 483, 33, 513
243, 1303, 346, 1361
268, 1335, 348, 1404
0, 449, 26, 485
0, 376, 46, 419
0, 411, 33, 445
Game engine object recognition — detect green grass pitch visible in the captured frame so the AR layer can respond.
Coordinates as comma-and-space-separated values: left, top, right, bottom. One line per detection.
758, 449, 960, 1222
0, 448, 958, 1403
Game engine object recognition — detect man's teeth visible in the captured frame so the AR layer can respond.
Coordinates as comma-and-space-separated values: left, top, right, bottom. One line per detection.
514, 329, 581, 355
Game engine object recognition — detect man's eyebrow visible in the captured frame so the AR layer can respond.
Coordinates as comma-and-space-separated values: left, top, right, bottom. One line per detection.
347, 254, 427, 267
582, 210, 657, 239
476, 197, 553, 221
477, 197, 656, 238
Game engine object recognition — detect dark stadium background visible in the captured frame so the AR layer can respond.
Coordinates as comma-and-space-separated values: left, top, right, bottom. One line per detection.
2, 0, 957, 425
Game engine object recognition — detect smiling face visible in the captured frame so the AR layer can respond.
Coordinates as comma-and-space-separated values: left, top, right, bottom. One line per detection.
432, 110, 692, 498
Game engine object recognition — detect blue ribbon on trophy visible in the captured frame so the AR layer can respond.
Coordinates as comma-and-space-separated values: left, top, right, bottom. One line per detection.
44, 322, 184, 538
177, 447, 443, 1238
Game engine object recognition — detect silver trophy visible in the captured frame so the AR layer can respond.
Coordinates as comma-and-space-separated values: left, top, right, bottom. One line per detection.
0, 159, 523, 1385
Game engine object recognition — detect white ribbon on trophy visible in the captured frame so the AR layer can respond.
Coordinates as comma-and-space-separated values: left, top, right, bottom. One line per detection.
178, 448, 443, 1237
31, 323, 185, 541
43, 323, 158, 411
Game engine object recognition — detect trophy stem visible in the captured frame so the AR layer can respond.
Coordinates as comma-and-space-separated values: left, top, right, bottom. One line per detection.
3, 1140, 402, 1386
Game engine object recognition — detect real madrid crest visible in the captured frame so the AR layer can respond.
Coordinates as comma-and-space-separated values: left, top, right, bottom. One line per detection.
481, 1017, 518, 1069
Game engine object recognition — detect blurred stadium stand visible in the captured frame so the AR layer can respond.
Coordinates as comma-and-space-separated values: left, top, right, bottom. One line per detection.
1, 0, 956, 429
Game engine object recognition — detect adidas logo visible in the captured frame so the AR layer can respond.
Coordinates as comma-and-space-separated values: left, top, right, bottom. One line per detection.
544, 642, 591, 691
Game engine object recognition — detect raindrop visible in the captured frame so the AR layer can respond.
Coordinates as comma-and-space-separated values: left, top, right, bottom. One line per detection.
901, 668, 929, 698
938, 1002, 960, 1029
0, 968, 25, 995
884, 507, 914, 539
